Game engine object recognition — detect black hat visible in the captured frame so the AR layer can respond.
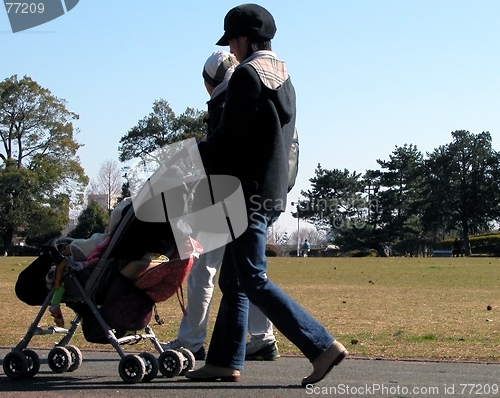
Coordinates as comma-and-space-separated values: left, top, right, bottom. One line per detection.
216, 4, 277, 46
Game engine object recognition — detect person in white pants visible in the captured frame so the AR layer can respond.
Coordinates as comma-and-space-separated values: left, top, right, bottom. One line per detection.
161, 50, 279, 362
162, 245, 278, 360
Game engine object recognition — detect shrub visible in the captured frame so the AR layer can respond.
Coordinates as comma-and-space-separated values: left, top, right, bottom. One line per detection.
391, 238, 434, 257
265, 244, 280, 257
439, 232, 500, 255
350, 250, 375, 257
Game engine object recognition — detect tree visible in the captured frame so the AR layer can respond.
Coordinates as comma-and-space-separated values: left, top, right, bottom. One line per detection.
68, 200, 108, 239
267, 223, 289, 246
374, 144, 425, 242
87, 159, 122, 212
118, 99, 206, 163
298, 164, 365, 242
174, 107, 208, 142
0, 75, 88, 252
24, 192, 70, 248
299, 131, 500, 255
423, 131, 500, 254
266, 223, 290, 256
288, 228, 327, 249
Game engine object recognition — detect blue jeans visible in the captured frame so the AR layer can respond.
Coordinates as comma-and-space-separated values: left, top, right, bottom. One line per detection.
205, 209, 334, 369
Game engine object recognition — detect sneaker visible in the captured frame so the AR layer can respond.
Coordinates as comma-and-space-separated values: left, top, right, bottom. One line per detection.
245, 341, 280, 361
193, 346, 206, 361
160, 339, 206, 361
160, 338, 182, 350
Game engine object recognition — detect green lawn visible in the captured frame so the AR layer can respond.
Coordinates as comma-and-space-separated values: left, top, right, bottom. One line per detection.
2, 256, 500, 361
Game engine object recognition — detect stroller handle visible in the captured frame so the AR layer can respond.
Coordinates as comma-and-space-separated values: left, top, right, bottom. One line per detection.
42, 237, 74, 262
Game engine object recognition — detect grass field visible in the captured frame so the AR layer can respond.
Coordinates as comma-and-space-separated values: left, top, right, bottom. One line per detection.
2, 256, 500, 362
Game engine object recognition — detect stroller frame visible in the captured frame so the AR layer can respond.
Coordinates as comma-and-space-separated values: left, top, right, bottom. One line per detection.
3, 207, 196, 384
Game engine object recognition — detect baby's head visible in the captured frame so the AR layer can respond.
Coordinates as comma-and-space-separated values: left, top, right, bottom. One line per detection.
202, 50, 238, 95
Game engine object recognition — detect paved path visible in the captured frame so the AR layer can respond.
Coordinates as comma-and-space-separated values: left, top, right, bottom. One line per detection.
1, 348, 499, 397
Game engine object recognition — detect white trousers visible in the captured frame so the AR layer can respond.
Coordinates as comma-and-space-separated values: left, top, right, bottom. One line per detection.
176, 245, 274, 352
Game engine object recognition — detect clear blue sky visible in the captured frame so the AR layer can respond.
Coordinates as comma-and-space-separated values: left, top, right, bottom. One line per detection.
2, 1, 500, 229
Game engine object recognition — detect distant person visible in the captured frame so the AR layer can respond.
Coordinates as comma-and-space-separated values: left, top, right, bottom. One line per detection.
457, 238, 464, 257
161, 50, 279, 362
453, 238, 464, 257
301, 239, 310, 257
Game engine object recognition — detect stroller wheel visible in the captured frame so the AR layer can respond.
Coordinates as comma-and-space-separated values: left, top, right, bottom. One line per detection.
158, 349, 183, 378
139, 352, 159, 382
119, 354, 146, 384
22, 349, 41, 379
3, 351, 29, 379
179, 348, 195, 376
65, 345, 83, 372
48, 347, 72, 373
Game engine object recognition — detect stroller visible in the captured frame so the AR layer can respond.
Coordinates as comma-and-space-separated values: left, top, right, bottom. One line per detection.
3, 143, 208, 384
4, 201, 202, 383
